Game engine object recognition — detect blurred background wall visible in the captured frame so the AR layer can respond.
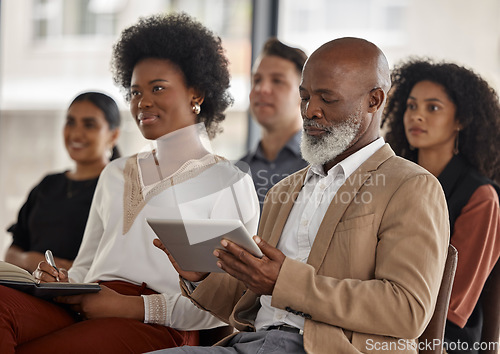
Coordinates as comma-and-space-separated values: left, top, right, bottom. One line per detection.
1, 0, 499, 259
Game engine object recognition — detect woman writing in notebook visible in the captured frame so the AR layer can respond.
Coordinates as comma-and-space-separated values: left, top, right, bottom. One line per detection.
0, 13, 259, 353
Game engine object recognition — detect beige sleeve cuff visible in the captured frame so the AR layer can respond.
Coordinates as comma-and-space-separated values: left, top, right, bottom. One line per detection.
142, 293, 167, 325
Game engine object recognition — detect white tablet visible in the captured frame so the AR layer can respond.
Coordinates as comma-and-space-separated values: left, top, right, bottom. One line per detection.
147, 218, 263, 273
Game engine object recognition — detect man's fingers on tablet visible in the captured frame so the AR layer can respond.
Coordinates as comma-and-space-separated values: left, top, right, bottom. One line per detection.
217, 259, 247, 282
221, 240, 251, 261
254, 237, 285, 263
216, 250, 255, 281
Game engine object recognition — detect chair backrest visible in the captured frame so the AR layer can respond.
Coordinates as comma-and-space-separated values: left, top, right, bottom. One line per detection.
198, 325, 234, 346
419, 244, 458, 354
479, 259, 500, 354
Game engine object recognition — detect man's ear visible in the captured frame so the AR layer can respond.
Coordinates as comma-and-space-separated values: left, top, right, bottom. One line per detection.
367, 88, 385, 113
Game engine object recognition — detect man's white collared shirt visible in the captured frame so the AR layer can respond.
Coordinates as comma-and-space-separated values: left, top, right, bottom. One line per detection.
254, 137, 385, 331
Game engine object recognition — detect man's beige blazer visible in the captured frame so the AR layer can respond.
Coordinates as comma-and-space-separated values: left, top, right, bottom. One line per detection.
181, 144, 450, 353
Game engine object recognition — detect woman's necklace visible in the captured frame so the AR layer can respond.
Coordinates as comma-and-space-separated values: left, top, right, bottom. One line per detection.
152, 149, 164, 180
66, 179, 76, 198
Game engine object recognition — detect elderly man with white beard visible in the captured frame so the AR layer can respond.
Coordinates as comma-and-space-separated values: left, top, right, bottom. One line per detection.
154, 37, 450, 354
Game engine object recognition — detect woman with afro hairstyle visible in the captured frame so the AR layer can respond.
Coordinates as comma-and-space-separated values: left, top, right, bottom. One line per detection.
0, 13, 259, 353
382, 59, 500, 353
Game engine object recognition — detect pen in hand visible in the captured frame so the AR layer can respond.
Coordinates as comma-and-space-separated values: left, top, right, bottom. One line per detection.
45, 250, 60, 282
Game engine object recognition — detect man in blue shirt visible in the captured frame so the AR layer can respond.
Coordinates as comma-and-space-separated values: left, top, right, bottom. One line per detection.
239, 38, 308, 210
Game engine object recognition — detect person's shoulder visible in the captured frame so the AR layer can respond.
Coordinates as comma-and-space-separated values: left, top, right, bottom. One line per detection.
365, 143, 426, 175
98, 155, 136, 181
38, 171, 68, 186
237, 145, 259, 165
104, 155, 133, 171
212, 155, 252, 181
473, 184, 500, 203
380, 155, 434, 179
238, 151, 252, 164
461, 162, 499, 196
25, 172, 68, 196
371, 155, 444, 193
270, 165, 310, 191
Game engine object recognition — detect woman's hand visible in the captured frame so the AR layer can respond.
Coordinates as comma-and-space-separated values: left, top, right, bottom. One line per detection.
153, 238, 209, 282
5, 246, 58, 274
32, 261, 69, 283
54, 285, 144, 321
53, 257, 73, 271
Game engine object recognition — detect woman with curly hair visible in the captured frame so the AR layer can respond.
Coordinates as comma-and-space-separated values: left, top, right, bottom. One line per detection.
0, 13, 259, 353
382, 59, 500, 353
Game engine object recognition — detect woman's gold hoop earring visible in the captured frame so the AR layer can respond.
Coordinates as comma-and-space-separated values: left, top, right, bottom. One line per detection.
192, 103, 201, 115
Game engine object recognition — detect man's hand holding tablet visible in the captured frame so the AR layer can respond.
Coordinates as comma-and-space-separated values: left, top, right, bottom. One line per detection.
147, 219, 263, 274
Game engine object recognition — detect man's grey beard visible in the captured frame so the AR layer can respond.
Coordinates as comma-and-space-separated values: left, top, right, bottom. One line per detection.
300, 114, 361, 166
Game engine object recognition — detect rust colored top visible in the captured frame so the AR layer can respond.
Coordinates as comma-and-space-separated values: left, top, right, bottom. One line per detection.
447, 184, 500, 327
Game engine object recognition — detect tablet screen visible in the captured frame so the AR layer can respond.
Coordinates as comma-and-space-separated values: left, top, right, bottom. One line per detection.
147, 218, 263, 273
